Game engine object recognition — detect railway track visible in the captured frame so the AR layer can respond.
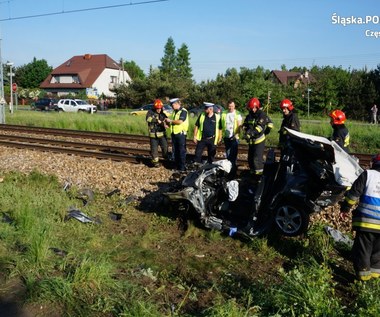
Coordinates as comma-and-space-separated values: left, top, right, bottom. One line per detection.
0, 124, 373, 167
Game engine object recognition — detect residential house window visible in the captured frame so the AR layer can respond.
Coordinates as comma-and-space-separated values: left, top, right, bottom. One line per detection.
51, 76, 60, 83
110, 76, 117, 84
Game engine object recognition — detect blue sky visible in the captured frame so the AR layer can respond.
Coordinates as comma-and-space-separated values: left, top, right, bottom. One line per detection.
0, 0, 379, 82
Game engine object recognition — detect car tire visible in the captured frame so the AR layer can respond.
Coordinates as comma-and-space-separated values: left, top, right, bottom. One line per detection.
44, 106, 49, 111
58, 108, 64, 112
273, 202, 309, 237
189, 112, 195, 118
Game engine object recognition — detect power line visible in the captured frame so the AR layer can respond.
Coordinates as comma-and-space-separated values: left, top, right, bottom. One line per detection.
0, 0, 169, 21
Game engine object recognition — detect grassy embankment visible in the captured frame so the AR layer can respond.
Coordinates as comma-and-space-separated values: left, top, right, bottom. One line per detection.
0, 110, 379, 316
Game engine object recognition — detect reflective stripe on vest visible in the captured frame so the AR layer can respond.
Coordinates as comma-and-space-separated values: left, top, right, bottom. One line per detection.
353, 170, 380, 232
196, 113, 220, 145
149, 131, 165, 138
221, 111, 240, 138
170, 108, 189, 134
344, 133, 350, 148
246, 119, 266, 144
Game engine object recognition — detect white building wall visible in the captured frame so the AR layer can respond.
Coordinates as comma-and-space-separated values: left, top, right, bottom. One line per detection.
92, 69, 131, 97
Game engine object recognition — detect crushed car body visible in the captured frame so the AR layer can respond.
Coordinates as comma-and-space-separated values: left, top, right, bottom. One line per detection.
164, 128, 363, 237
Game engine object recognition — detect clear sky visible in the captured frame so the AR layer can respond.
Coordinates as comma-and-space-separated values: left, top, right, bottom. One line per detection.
0, 0, 379, 82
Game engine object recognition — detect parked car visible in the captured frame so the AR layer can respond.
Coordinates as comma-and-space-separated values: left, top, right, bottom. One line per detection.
130, 104, 172, 116
31, 98, 58, 111
188, 104, 224, 118
57, 99, 97, 113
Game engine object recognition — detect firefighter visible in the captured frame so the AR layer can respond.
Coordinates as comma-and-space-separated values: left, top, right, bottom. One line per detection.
278, 99, 301, 153
193, 102, 222, 164
242, 97, 273, 177
340, 154, 380, 281
146, 99, 169, 167
165, 98, 189, 172
329, 109, 350, 152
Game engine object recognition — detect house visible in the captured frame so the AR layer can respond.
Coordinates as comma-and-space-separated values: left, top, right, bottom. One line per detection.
40, 54, 131, 98
270, 70, 314, 88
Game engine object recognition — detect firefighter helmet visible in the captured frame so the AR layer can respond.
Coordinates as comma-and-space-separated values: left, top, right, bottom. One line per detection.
153, 99, 163, 109
280, 99, 294, 111
247, 98, 260, 110
329, 110, 346, 125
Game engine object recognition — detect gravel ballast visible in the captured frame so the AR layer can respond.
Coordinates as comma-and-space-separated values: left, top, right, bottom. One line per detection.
0, 146, 351, 233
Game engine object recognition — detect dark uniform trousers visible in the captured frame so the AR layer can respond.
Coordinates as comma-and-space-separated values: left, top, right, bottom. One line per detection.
194, 137, 216, 164
352, 231, 380, 275
224, 137, 239, 165
150, 136, 168, 160
248, 141, 265, 173
172, 133, 187, 171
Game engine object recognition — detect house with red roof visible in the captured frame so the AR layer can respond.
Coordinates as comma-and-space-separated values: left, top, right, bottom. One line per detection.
270, 70, 314, 88
40, 54, 131, 98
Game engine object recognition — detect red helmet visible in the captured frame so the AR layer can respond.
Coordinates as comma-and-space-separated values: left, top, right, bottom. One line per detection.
247, 98, 260, 110
329, 109, 346, 125
372, 154, 380, 166
280, 99, 294, 111
153, 99, 163, 109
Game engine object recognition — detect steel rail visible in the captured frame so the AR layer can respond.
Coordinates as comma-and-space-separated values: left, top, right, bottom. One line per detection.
0, 139, 143, 162
0, 123, 250, 154
0, 124, 148, 142
0, 134, 148, 156
0, 124, 373, 167
0, 135, 236, 164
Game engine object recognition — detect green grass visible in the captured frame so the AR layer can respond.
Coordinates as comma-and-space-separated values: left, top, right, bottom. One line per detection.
0, 172, 378, 316
0, 112, 380, 315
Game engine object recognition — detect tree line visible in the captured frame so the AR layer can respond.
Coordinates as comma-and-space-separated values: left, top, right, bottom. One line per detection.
118, 37, 380, 121
3, 37, 380, 120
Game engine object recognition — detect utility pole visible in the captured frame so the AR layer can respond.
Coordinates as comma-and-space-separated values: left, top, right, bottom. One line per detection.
0, 37, 6, 123
120, 58, 125, 84
0, 36, 4, 101
6, 62, 14, 114
305, 71, 310, 118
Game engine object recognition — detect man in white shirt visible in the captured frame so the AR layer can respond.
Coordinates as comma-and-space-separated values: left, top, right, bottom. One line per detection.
221, 100, 242, 170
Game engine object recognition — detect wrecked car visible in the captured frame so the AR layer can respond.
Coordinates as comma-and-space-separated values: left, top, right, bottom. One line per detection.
164, 128, 363, 237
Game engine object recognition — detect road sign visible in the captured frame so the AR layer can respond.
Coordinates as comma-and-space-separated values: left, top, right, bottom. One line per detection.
12, 83, 17, 92
0, 97, 6, 104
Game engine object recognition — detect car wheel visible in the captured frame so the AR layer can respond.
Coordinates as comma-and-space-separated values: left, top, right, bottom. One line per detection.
189, 112, 195, 118
273, 203, 309, 237
58, 108, 64, 112
44, 106, 49, 111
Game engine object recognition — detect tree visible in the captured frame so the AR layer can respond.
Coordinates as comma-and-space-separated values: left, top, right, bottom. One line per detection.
176, 44, 192, 80
15, 57, 52, 88
123, 60, 145, 81
239, 66, 271, 107
369, 65, 380, 105
310, 66, 350, 115
159, 37, 176, 78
